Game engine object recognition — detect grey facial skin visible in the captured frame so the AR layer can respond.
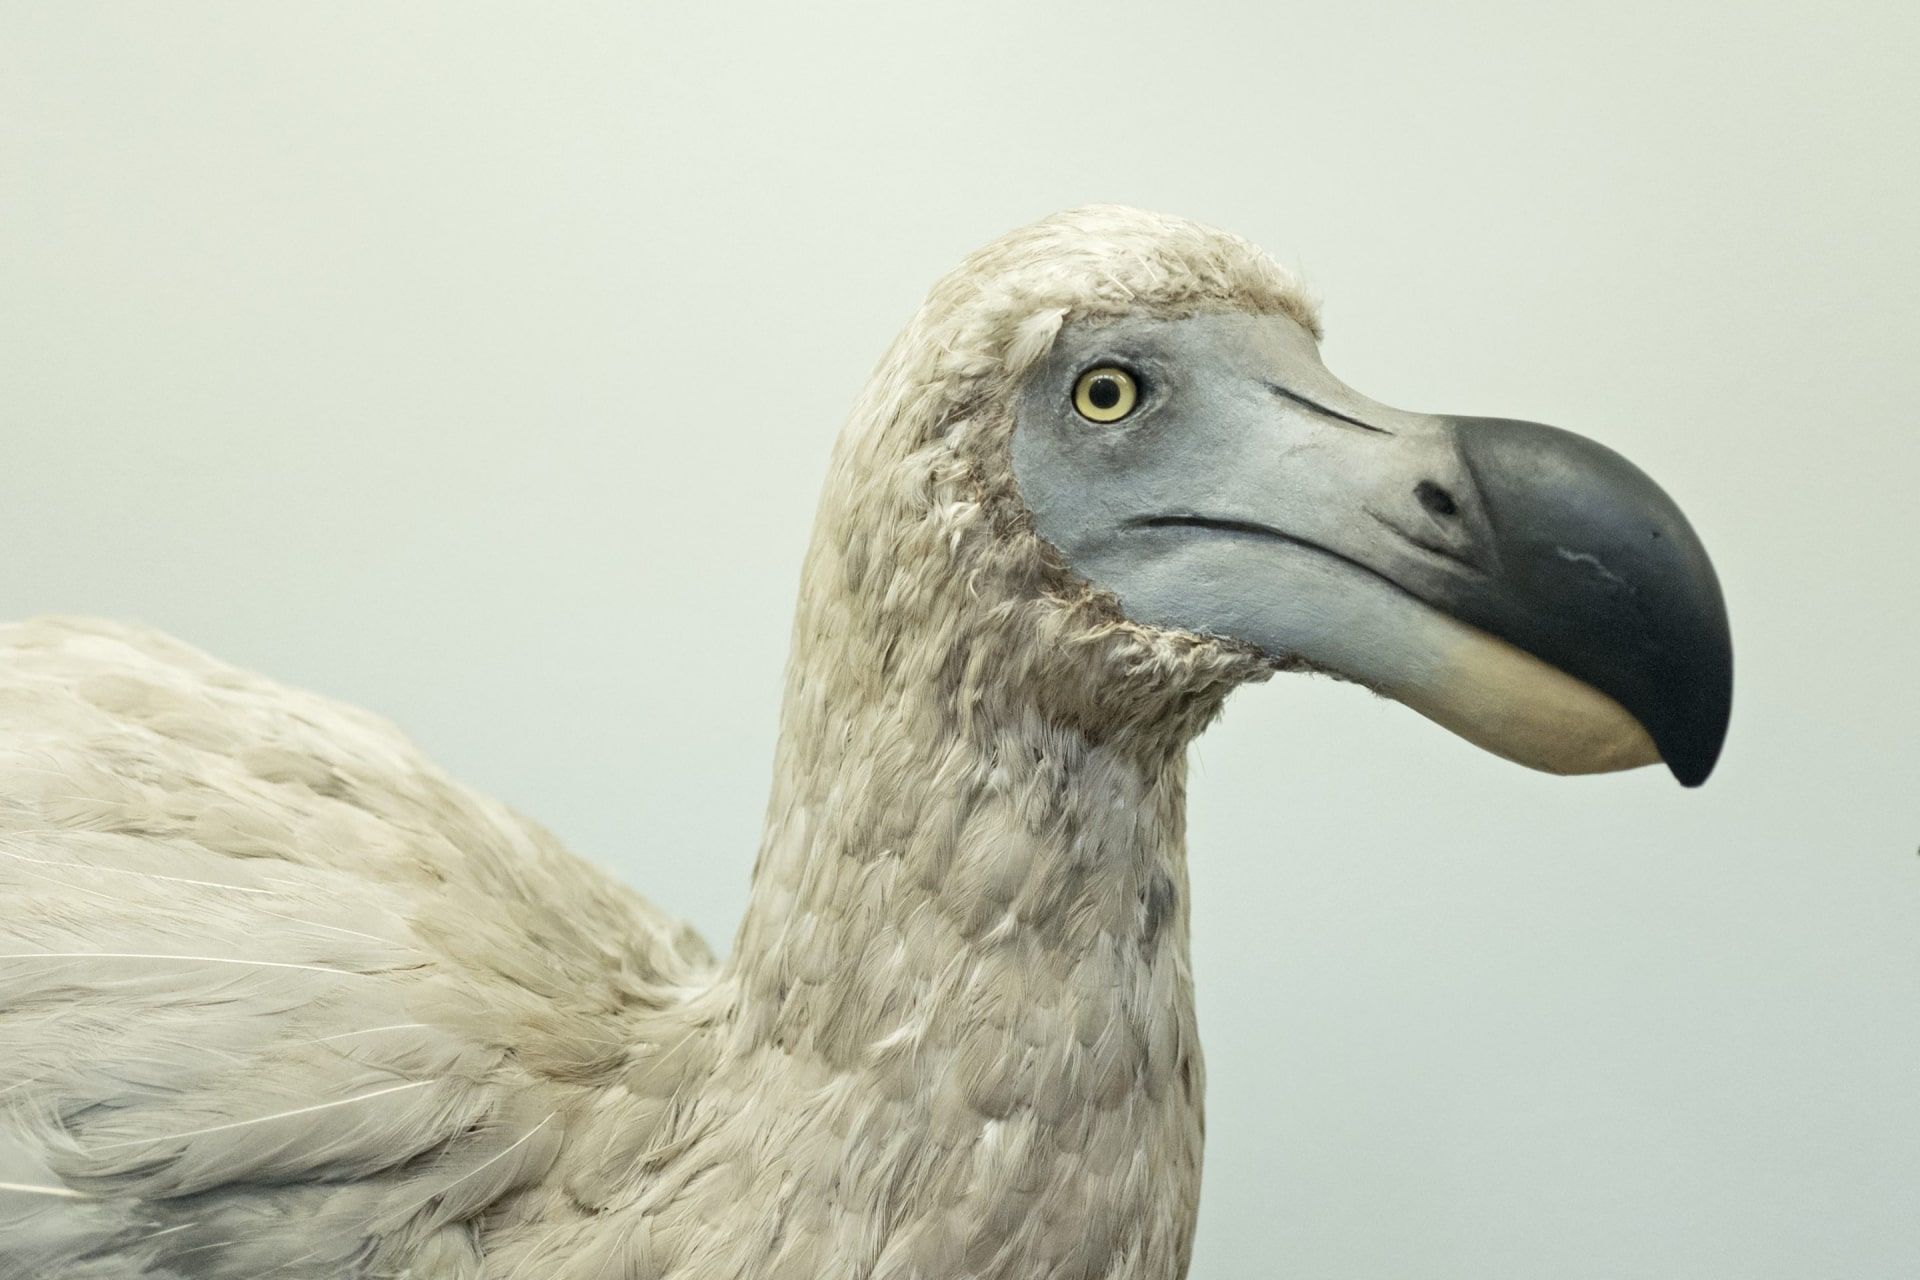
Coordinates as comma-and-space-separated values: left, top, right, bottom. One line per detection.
1011, 312, 1732, 785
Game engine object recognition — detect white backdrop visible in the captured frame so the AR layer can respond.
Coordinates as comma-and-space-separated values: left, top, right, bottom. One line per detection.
4, 3, 1916, 1275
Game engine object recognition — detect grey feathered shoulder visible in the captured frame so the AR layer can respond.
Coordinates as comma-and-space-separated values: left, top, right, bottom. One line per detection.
0, 617, 715, 1277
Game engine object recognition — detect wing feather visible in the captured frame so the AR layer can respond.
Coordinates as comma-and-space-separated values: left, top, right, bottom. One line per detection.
0, 617, 709, 1275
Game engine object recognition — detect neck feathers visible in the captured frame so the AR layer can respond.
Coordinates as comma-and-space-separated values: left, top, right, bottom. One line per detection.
715, 577, 1208, 1277
729, 546, 1202, 1016
681, 335, 1257, 1277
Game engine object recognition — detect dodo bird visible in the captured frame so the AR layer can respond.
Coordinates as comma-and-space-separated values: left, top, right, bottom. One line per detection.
0, 207, 1731, 1278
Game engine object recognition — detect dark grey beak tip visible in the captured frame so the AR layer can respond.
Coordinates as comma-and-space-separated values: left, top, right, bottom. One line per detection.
1662, 618, 1732, 787
1670, 753, 1718, 788
1450, 417, 1733, 788
1664, 671, 1731, 787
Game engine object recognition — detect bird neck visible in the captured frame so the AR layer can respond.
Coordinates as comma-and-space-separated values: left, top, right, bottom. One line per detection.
728, 662, 1199, 1029
713, 572, 1209, 1276
727, 567, 1204, 1041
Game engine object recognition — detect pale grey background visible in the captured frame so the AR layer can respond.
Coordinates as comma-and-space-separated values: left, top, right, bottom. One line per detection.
3, 3, 1916, 1276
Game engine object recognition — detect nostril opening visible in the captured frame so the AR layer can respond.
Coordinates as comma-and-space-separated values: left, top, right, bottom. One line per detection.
1415, 480, 1459, 518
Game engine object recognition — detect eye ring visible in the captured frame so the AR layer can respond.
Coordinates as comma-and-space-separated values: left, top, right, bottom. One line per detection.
1072, 366, 1139, 423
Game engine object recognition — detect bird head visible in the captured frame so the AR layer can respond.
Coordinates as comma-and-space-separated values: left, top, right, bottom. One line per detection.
814, 206, 1731, 784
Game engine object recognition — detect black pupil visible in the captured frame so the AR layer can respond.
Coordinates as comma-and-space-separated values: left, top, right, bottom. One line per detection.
1087, 375, 1122, 410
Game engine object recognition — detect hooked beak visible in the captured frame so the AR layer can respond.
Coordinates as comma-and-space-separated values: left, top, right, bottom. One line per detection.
1376, 415, 1731, 785
1011, 313, 1733, 784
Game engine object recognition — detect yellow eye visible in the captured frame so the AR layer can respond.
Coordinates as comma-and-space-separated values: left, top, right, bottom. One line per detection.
1072, 366, 1139, 423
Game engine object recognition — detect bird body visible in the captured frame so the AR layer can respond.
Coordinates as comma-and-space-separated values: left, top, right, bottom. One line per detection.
0, 606, 1211, 1277
0, 207, 1731, 1277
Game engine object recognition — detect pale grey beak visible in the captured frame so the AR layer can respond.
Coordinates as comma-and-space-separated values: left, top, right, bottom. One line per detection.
1011, 311, 1733, 785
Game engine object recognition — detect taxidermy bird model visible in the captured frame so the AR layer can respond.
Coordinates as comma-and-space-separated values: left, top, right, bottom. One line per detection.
0, 207, 1731, 1278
